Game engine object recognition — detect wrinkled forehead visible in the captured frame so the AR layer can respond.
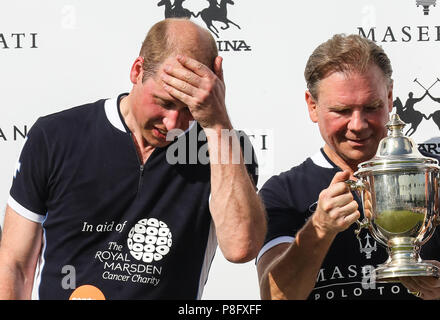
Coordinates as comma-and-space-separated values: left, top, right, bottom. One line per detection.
316, 66, 390, 99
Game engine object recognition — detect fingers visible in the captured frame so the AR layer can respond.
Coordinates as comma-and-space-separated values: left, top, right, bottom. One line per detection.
401, 264, 440, 300
400, 277, 424, 299
364, 191, 373, 220
162, 72, 197, 98
160, 54, 228, 129
320, 192, 354, 212
330, 170, 350, 185
313, 171, 360, 236
214, 56, 224, 83
326, 196, 360, 224
162, 55, 221, 90
160, 58, 200, 103
344, 210, 361, 225
175, 54, 211, 78
320, 171, 356, 211
400, 275, 440, 300
163, 63, 203, 89
325, 170, 361, 221
162, 79, 196, 107
161, 55, 217, 105
329, 198, 360, 224
324, 171, 352, 199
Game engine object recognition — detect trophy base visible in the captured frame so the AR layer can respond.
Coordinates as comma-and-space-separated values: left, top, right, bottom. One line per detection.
374, 261, 440, 282
372, 237, 440, 282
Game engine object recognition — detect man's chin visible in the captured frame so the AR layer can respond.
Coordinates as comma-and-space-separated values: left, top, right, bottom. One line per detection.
144, 134, 173, 148
152, 140, 173, 148
347, 150, 377, 166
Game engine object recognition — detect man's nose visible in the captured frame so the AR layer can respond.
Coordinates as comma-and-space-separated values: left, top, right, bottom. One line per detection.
347, 110, 368, 132
163, 109, 180, 131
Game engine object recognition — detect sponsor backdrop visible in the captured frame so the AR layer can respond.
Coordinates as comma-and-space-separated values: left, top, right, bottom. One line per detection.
1, 0, 439, 299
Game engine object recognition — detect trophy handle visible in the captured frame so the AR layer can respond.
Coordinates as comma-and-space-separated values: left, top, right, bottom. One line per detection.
345, 179, 365, 192
419, 173, 440, 245
354, 218, 370, 240
345, 179, 370, 240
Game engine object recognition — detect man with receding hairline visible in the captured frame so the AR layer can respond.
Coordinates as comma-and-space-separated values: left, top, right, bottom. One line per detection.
0, 18, 266, 300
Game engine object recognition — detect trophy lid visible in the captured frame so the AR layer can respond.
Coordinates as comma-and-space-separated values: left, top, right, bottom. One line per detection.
355, 113, 439, 175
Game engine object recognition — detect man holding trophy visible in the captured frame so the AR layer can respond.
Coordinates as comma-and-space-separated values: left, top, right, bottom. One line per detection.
256, 33, 440, 300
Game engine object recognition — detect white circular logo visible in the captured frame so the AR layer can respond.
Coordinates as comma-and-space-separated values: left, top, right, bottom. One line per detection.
127, 218, 172, 263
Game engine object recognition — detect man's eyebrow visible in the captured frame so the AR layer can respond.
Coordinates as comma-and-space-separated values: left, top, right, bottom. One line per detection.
153, 94, 189, 110
153, 93, 167, 101
327, 104, 351, 110
328, 99, 384, 110
153, 94, 172, 103
365, 99, 384, 108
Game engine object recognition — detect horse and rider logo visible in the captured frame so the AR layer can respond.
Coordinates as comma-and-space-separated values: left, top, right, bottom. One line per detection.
393, 78, 440, 136
157, 0, 241, 38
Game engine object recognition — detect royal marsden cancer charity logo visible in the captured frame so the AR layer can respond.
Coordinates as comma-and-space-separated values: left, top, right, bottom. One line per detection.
127, 218, 172, 263
156, 0, 251, 51
416, 0, 437, 15
91, 218, 171, 288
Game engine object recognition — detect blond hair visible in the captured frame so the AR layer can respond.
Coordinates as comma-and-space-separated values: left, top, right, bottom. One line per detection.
139, 18, 218, 82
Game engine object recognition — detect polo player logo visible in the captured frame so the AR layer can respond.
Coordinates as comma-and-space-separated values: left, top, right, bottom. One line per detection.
157, 0, 195, 18
416, 0, 437, 15
157, 0, 241, 38
197, 0, 241, 38
393, 78, 440, 136
358, 233, 377, 259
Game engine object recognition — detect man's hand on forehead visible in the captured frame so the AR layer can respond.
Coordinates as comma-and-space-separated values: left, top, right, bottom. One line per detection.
160, 55, 230, 130
161, 55, 209, 97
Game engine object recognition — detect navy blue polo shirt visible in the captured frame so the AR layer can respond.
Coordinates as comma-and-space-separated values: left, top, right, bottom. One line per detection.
257, 149, 440, 300
8, 94, 258, 300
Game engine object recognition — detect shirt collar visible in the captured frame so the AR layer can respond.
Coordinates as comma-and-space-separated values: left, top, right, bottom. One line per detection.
104, 93, 196, 137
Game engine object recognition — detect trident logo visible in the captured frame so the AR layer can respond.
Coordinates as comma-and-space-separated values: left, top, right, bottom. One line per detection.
358, 233, 377, 259
416, 0, 437, 15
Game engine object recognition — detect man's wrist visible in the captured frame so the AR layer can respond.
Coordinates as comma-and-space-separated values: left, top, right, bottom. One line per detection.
308, 213, 337, 242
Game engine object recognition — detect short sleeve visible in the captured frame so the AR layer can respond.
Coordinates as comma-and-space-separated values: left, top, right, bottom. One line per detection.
8, 119, 50, 223
259, 175, 301, 244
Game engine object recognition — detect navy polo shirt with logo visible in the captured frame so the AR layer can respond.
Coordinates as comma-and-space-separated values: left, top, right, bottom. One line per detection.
8, 94, 258, 300
257, 148, 440, 300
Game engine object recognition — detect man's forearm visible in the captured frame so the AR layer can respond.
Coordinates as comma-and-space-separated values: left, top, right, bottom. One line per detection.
0, 260, 33, 299
206, 126, 266, 263
0, 207, 42, 300
260, 217, 335, 299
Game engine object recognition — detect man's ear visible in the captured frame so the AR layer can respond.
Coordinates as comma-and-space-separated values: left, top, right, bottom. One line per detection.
305, 90, 319, 123
130, 57, 144, 85
387, 81, 394, 112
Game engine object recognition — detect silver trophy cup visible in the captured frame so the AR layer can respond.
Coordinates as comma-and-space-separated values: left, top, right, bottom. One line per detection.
347, 114, 440, 282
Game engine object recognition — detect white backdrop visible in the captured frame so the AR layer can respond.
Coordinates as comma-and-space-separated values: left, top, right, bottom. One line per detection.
1, 0, 440, 299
